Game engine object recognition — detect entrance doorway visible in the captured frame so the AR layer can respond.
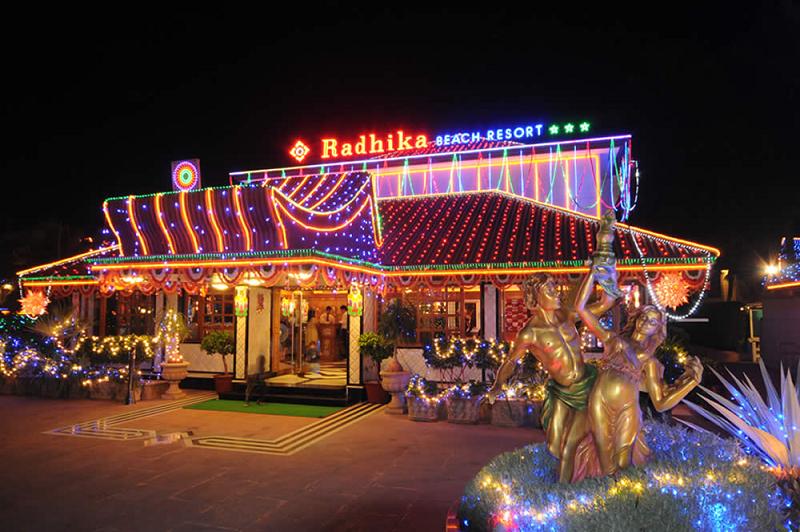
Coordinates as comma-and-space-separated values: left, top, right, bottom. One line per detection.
271, 289, 348, 388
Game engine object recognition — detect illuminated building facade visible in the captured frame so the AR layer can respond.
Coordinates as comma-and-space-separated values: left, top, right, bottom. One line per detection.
17, 125, 719, 399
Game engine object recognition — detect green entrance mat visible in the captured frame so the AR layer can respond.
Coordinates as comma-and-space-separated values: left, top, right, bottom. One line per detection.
184, 399, 344, 418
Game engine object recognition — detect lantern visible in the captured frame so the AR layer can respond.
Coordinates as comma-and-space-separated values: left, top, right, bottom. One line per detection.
234, 286, 248, 317
347, 282, 363, 317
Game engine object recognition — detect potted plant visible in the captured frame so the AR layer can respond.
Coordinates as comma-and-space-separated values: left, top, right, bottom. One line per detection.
201, 330, 236, 395
158, 310, 190, 400
446, 380, 487, 424
358, 332, 392, 404
406, 374, 444, 421
376, 298, 416, 412
490, 384, 530, 427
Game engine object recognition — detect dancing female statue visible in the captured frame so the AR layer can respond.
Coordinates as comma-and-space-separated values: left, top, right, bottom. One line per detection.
573, 268, 704, 480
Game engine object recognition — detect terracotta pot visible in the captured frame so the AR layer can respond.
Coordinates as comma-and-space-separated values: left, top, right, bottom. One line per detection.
113, 382, 142, 402
491, 398, 528, 427
407, 396, 442, 422
41, 379, 64, 399
446, 396, 482, 424
66, 378, 88, 399
0, 376, 15, 395
89, 381, 116, 400
214, 374, 234, 394
141, 380, 169, 401
365, 381, 389, 404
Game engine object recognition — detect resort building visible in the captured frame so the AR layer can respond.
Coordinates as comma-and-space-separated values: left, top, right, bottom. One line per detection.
17, 126, 719, 401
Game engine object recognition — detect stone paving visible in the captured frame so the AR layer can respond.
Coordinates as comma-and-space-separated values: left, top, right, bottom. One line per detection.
0, 393, 540, 531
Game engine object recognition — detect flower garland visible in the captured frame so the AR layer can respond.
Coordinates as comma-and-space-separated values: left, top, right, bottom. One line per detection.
406, 374, 448, 404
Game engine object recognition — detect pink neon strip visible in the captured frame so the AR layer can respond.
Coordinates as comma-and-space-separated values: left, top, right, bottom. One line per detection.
179, 191, 200, 253
128, 196, 149, 255
103, 202, 125, 256
154, 194, 176, 254
205, 189, 225, 252
233, 186, 253, 252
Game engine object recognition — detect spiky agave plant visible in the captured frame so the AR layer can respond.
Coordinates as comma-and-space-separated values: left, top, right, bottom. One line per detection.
681, 360, 800, 525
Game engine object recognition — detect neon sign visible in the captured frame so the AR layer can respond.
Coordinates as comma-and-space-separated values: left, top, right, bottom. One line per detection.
288, 121, 593, 162
289, 130, 429, 162
435, 121, 590, 147
320, 130, 428, 159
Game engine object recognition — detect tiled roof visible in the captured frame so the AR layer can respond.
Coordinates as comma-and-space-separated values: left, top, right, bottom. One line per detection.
377, 192, 715, 267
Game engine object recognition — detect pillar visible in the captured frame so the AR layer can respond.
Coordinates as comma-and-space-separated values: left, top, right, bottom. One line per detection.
482, 283, 498, 340
363, 288, 377, 333
235, 291, 248, 380
348, 314, 361, 385
246, 287, 271, 375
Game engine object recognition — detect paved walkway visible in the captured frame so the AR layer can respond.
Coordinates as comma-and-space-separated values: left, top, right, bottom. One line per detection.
0, 393, 540, 531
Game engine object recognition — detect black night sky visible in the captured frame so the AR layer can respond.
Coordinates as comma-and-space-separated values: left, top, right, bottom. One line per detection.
2, 5, 798, 296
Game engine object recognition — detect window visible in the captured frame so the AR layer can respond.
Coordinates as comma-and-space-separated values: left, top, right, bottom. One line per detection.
108, 293, 155, 335
396, 286, 468, 346
180, 293, 236, 342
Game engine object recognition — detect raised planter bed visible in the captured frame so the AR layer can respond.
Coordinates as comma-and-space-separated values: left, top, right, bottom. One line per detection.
490, 398, 528, 427
446, 396, 483, 424
407, 396, 442, 422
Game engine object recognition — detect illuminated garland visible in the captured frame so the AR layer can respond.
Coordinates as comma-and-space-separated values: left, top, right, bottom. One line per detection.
406, 374, 448, 404
425, 336, 510, 367
630, 229, 713, 320
19, 275, 95, 282
47, 310, 185, 361
0, 339, 140, 387
90, 247, 709, 272
459, 422, 791, 531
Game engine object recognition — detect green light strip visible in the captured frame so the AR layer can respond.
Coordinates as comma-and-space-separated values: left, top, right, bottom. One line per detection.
91, 249, 383, 269
90, 248, 714, 273
19, 275, 95, 281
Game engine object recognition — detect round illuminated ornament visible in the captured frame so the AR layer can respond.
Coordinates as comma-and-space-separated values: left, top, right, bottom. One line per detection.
653, 272, 690, 310
19, 290, 50, 318
172, 161, 200, 191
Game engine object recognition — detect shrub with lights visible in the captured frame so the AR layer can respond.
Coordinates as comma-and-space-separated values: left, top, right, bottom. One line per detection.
0, 309, 189, 400
409, 336, 550, 424
458, 421, 791, 531
406, 374, 447, 421
446, 380, 489, 424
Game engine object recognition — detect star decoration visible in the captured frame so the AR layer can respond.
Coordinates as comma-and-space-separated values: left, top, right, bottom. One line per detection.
564, 123, 575, 133
579, 122, 590, 132
548, 125, 559, 135
19, 290, 50, 318
653, 272, 690, 310
289, 140, 311, 163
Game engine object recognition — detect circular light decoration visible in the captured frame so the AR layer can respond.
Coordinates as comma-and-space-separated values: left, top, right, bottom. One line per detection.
653, 272, 691, 310
18, 290, 50, 318
289, 140, 311, 163
171, 160, 200, 191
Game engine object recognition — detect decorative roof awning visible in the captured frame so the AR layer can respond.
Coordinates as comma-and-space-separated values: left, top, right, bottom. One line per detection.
19, 175, 719, 298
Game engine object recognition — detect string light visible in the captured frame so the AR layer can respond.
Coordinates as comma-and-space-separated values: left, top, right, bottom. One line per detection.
630, 227, 713, 320
462, 423, 792, 531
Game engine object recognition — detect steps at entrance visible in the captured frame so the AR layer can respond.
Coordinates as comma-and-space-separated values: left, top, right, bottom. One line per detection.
218, 382, 349, 407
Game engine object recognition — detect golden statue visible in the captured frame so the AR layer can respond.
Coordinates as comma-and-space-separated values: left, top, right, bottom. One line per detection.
489, 210, 703, 483
486, 270, 615, 482
573, 274, 703, 480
